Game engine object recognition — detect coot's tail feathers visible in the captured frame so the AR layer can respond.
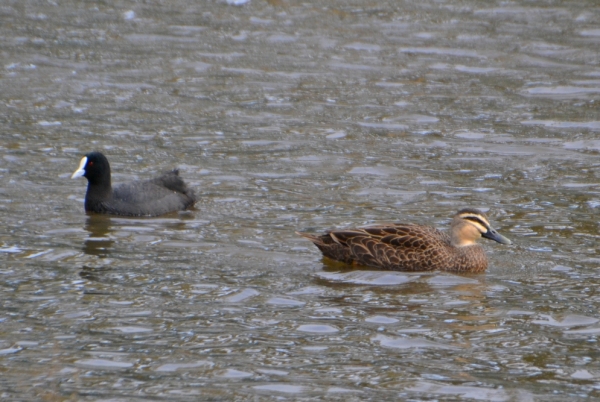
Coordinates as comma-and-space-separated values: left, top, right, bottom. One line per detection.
151, 169, 198, 204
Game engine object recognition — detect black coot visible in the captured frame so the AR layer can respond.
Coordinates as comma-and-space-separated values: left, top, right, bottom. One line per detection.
71, 151, 197, 216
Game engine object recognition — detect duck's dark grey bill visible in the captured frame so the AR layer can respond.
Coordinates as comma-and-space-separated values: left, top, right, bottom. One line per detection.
483, 228, 512, 245
71, 156, 87, 179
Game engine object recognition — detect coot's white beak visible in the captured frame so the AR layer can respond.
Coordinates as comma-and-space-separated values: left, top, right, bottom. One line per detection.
71, 156, 87, 179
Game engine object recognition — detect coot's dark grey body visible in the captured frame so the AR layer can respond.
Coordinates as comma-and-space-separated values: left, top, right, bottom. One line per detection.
72, 151, 196, 217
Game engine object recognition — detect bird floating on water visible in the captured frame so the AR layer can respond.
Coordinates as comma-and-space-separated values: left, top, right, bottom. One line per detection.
71, 151, 197, 217
297, 208, 511, 273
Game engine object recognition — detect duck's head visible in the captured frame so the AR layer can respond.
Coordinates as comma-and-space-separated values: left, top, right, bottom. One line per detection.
450, 208, 512, 247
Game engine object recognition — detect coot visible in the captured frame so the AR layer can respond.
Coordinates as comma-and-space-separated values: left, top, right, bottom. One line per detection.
71, 151, 197, 216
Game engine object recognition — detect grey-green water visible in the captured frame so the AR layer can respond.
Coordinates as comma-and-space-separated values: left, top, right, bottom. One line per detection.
1, 0, 600, 400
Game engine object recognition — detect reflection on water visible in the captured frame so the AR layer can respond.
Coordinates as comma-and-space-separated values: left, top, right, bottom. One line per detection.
2, 0, 600, 400
83, 215, 114, 257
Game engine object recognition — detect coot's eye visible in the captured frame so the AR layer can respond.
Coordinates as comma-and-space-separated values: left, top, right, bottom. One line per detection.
89, 162, 94, 166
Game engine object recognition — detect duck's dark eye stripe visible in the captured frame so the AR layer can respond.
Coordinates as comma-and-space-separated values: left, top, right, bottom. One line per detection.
463, 216, 489, 229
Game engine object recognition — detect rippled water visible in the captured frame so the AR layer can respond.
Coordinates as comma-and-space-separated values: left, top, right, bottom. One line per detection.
1, 0, 600, 400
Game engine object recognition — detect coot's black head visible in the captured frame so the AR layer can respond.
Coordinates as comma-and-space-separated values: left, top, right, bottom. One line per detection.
71, 151, 111, 186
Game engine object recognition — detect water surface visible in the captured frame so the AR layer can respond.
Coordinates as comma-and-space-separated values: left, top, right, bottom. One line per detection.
1, 0, 600, 400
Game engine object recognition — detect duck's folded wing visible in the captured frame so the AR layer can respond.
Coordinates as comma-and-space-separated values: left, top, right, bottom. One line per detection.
330, 225, 446, 271
296, 231, 356, 263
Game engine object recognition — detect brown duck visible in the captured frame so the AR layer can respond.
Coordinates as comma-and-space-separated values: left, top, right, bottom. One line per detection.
296, 208, 511, 273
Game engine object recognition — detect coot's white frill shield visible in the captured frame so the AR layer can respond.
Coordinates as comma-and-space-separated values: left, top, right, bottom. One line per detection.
71, 156, 88, 179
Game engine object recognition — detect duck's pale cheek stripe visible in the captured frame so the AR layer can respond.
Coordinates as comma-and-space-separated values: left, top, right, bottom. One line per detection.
460, 214, 490, 233
71, 156, 87, 179
467, 220, 487, 233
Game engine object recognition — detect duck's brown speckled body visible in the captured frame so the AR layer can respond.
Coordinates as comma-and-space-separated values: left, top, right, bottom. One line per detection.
297, 208, 511, 273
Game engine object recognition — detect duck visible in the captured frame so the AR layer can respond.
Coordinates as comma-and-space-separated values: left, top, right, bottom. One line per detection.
296, 208, 511, 273
71, 151, 197, 217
